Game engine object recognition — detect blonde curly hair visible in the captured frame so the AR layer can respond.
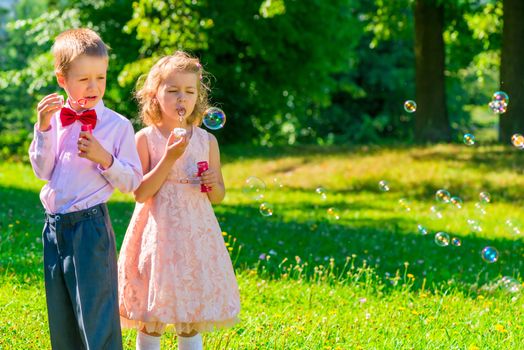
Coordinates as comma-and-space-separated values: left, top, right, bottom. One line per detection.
135, 51, 210, 126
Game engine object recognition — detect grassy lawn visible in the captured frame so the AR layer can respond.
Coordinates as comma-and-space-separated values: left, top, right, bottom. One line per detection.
1, 144, 523, 349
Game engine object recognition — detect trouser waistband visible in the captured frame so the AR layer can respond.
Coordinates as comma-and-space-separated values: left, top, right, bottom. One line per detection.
45, 203, 107, 227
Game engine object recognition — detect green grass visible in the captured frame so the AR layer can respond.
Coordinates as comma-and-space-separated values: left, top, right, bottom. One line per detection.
1, 144, 523, 349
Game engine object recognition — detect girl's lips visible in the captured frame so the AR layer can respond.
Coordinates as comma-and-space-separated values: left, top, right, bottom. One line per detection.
176, 107, 186, 116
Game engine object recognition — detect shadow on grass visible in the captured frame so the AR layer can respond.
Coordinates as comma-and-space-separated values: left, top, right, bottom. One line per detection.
217, 199, 524, 291
408, 145, 524, 174
220, 143, 390, 163
221, 142, 524, 167
2, 185, 522, 293
289, 177, 524, 205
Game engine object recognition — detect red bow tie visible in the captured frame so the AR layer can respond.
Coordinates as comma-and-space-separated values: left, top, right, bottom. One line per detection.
60, 107, 97, 129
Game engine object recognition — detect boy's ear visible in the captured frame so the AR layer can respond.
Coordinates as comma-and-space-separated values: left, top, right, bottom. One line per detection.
56, 72, 66, 88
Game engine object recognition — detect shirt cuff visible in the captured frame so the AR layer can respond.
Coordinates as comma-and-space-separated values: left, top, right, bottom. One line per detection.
33, 123, 53, 149
99, 154, 123, 182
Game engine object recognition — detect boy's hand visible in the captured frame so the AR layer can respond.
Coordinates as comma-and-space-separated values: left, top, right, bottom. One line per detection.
77, 132, 113, 169
165, 132, 189, 161
37, 93, 63, 131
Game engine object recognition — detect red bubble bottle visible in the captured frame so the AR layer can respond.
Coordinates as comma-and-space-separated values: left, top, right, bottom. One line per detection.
81, 124, 93, 135
197, 161, 212, 192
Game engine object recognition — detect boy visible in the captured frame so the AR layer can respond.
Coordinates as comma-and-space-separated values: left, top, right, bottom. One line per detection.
28, 28, 142, 349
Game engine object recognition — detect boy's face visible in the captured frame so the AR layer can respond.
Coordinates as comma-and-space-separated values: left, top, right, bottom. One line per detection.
56, 54, 108, 112
156, 70, 198, 123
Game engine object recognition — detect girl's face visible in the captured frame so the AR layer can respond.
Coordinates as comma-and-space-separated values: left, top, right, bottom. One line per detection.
156, 70, 198, 125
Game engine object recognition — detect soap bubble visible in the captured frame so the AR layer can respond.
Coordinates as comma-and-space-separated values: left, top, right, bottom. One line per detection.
378, 180, 390, 192
450, 196, 463, 209
327, 207, 340, 220
434, 232, 450, 247
435, 189, 451, 203
316, 187, 327, 200
463, 133, 475, 146
488, 91, 509, 114
481, 246, 499, 263
511, 134, 524, 149
259, 202, 274, 217
242, 176, 266, 201
403, 100, 417, 113
479, 192, 491, 203
203, 107, 226, 130
451, 237, 462, 246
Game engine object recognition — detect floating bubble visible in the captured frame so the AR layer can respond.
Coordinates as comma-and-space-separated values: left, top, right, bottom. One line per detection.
430, 205, 443, 220
511, 134, 524, 149
316, 187, 327, 201
481, 246, 499, 263
259, 202, 274, 217
435, 189, 451, 203
398, 198, 411, 212
417, 224, 428, 235
475, 202, 487, 216
272, 177, 284, 188
203, 107, 226, 130
499, 276, 522, 294
488, 91, 509, 114
434, 232, 450, 247
378, 180, 390, 192
403, 100, 417, 113
467, 218, 482, 232
450, 196, 463, 209
463, 133, 475, 146
451, 237, 462, 246
505, 219, 521, 236
69, 96, 88, 108
493, 91, 509, 102
479, 192, 491, 203
242, 176, 266, 201
327, 207, 340, 220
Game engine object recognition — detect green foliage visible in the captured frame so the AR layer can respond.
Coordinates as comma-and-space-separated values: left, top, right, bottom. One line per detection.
122, 0, 364, 145
0, 7, 83, 159
0, 0, 507, 155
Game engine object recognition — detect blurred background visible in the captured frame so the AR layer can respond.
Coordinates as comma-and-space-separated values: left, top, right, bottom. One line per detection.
0, 0, 522, 159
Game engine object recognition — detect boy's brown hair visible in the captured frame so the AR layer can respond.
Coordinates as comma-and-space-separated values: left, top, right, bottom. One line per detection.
52, 28, 109, 75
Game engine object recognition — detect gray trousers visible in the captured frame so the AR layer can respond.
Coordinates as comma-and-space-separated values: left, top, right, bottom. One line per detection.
43, 203, 123, 350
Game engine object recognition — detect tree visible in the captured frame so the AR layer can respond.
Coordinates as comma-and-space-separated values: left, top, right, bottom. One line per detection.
499, 0, 524, 142
123, 0, 363, 145
413, 0, 451, 142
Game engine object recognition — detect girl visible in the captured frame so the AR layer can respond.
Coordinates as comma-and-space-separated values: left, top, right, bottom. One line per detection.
118, 51, 240, 350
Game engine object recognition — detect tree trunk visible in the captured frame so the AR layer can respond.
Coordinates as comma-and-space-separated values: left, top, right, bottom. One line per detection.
500, 0, 524, 142
413, 0, 450, 142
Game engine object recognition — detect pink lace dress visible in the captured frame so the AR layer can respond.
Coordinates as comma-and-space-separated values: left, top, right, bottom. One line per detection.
118, 126, 240, 334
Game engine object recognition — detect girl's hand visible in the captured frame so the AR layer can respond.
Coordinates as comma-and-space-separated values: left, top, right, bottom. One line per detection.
77, 132, 113, 169
36, 93, 63, 131
199, 168, 219, 191
165, 132, 189, 161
